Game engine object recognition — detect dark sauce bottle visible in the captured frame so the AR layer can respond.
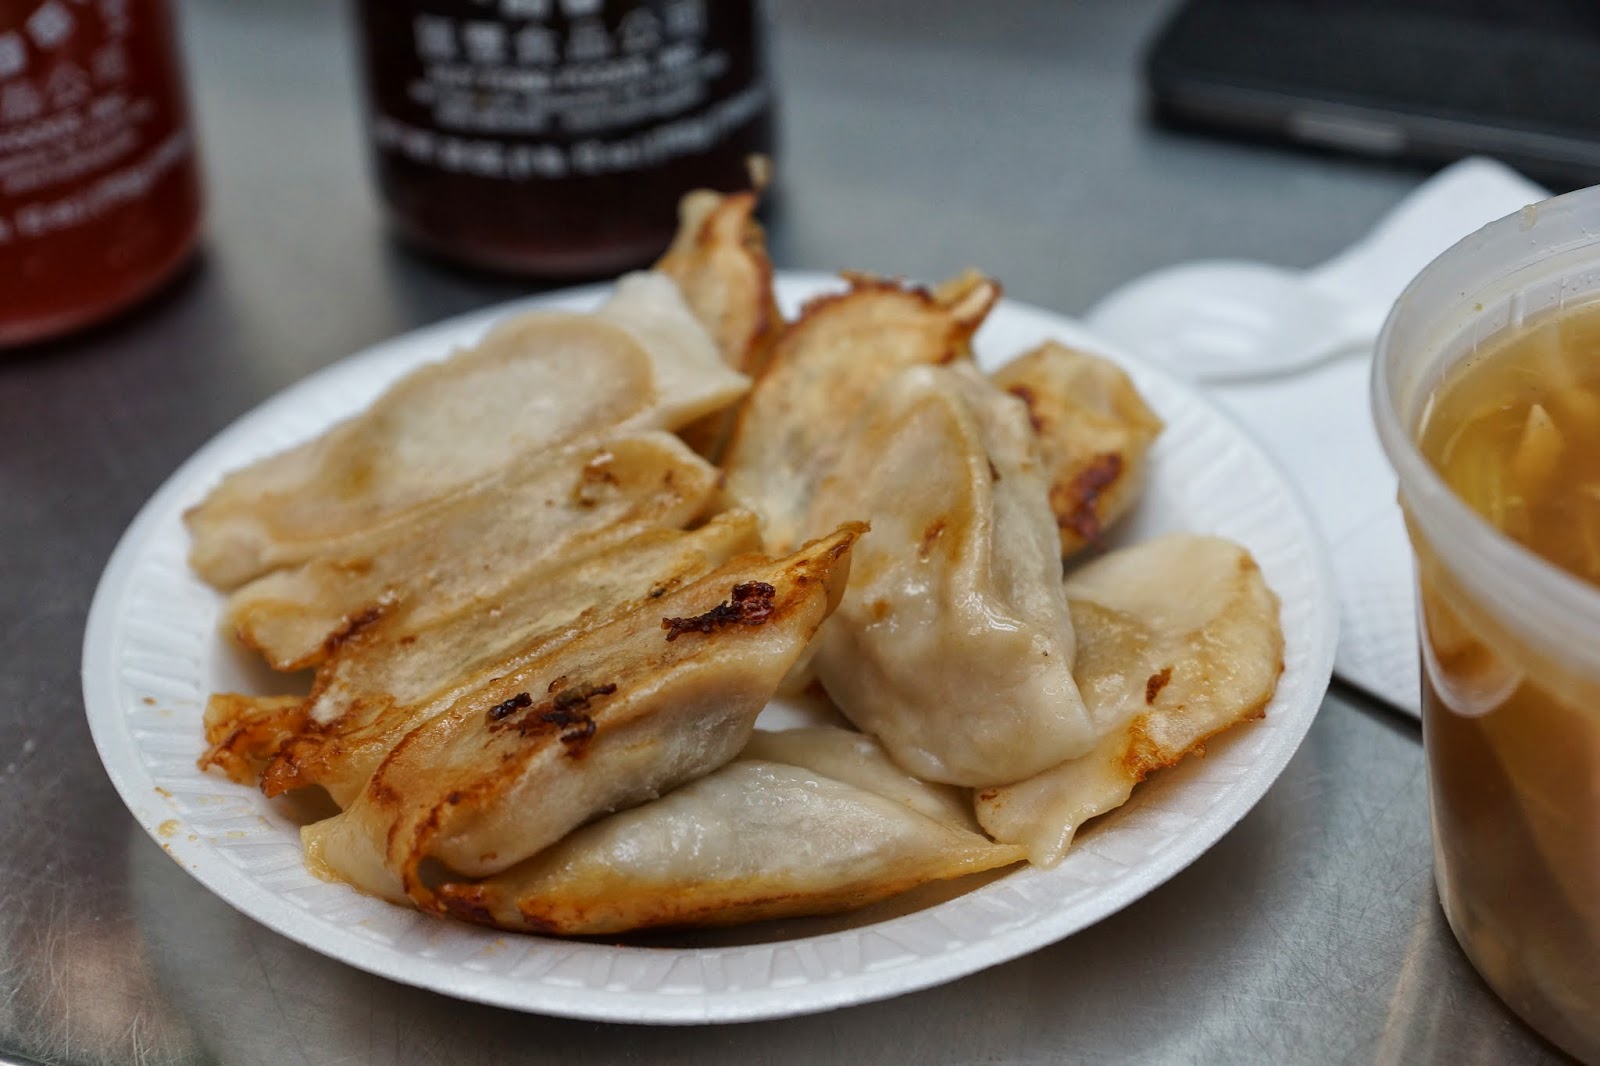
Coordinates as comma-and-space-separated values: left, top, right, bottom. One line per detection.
354, 0, 773, 278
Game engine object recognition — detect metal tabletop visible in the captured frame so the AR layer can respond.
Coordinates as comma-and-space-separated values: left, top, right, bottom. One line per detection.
0, 0, 1567, 1062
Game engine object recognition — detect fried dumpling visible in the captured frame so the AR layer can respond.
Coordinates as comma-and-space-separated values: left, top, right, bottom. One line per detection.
223, 431, 720, 671
975, 534, 1284, 866
186, 273, 745, 590
198, 694, 308, 785
809, 364, 1095, 787
247, 511, 763, 806
720, 272, 999, 552
992, 341, 1164, 557
430, 759, 1025, 935
303, 524, 862, 904
655, 189, 782, 390
657, 191, 784, 461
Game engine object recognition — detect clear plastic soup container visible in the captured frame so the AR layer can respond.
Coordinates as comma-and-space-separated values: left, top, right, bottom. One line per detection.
1373, 188, 1600, 1062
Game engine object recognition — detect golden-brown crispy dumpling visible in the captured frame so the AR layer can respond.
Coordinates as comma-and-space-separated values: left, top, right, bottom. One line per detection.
244, 511, 763, 806
992, 341, 1163, 557
808, 364, 1095, 787
975, 534, 1283, 866
656, 190, 785, 461
198, 694, 307, 785
303, 525, 862, 905
720, 272, 999, 552
222, 431, 720, 671
430, 759, 1025, 935
186, 273, 745, 590
656, 190, 782, 381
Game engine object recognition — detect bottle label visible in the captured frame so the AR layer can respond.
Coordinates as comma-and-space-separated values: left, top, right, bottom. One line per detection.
365, 0, 768, 182
0, 0, 193, 246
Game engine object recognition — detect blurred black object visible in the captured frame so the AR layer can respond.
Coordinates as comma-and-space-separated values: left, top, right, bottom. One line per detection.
1147, 0, 1600, 188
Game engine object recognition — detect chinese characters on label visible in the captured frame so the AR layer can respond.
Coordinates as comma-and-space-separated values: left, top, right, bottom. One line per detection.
375, 0, 766, 182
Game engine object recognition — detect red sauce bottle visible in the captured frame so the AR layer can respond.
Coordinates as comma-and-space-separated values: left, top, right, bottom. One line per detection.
0, 0, 202, 349
354, 0, 774, 278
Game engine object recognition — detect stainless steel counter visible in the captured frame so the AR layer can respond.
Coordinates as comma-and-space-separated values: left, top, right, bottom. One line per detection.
0, 0, 1566, 1062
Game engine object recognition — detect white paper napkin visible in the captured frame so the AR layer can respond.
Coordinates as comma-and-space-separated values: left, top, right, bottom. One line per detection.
1087, 158, 1550, 716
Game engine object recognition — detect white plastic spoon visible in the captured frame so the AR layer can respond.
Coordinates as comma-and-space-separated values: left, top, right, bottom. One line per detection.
1085, 158, 1548, 383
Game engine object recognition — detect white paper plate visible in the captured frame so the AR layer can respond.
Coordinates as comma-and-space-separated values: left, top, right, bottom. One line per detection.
82, 272, 1338, 1024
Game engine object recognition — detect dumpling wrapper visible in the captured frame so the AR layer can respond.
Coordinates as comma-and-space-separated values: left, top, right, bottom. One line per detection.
975, 534, 1284, 867
186, 272, 745, 590
809, 363, 1095, 787
303, 524, 863, 905
431, 759, 1025, 935
223, 431, 720, 671
655, 189, 783, 459
241, 512, 763, 805
720, 272, 999, 553
992, 341, 1164, 558
198, 694, 308, 786
583, 272, 749, 423
741, 725, 978, 831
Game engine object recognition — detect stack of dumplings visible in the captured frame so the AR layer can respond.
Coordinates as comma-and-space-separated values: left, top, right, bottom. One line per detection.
189, 189, 1284, 936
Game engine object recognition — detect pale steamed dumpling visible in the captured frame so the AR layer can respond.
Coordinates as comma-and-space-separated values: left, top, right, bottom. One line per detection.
808, 363, 1096, 787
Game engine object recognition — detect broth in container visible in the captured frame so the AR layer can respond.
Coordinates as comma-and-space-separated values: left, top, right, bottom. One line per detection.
1375, 191, 1600, 1063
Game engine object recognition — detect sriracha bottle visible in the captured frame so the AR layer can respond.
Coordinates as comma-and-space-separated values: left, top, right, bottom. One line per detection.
0, 0, 202, 349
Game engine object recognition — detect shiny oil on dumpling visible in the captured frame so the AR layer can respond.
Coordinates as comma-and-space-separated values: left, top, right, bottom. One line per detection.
975, 534, 1284, 866
991, 341, 1164, 558
303, 525, 862, 906
720, 272, 999, 552
186, 272, 746, 590
197, 512, 763, 806
807, 363, 1095, 787
222, 431, 720, 671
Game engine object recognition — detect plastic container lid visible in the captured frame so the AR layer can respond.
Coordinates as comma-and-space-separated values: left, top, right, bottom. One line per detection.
1372, 186, 1600, 691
